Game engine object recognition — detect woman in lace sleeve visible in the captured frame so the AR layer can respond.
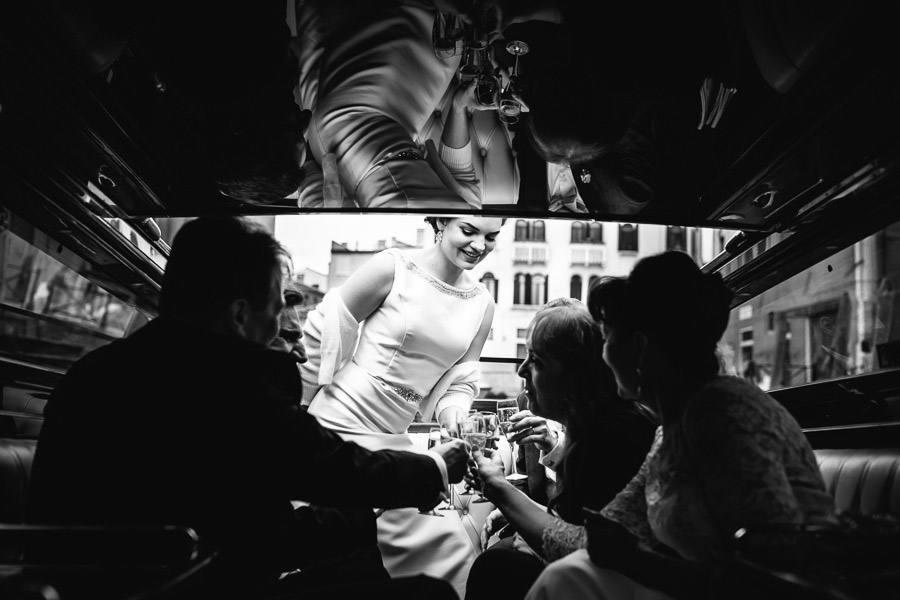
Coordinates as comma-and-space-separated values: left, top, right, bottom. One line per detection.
522, 253, 834, 600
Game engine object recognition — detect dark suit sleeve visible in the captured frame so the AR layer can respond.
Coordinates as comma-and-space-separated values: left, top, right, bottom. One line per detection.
279, 406, 443, 508
259, 351, 444, 508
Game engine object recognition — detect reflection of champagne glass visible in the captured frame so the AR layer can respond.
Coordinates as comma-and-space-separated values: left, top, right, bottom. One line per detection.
419, 428, 445, 516
433, 13, 466, 58
475, 72, 500, 108
459, 40, 488, 82
498, 92, 521, 125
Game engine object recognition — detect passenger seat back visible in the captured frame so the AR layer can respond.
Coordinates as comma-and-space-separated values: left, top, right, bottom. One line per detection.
815, 448, 900, 516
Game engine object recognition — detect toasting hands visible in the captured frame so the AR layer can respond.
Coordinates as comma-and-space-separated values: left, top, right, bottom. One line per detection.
431, 438, 471, 483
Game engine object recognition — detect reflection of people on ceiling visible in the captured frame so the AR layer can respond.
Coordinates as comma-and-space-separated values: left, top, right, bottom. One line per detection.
419, 78, 520, 206
295, 0, 481, 209
489, 0, 723, 215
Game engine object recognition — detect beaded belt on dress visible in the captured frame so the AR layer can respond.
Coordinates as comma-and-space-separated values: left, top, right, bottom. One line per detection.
389, 383, 424, 405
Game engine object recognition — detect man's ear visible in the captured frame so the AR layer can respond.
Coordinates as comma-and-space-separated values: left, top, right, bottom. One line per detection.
227, 298, 249, 338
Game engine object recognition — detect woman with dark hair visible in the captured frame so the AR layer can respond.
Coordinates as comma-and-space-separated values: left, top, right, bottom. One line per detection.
300, 215, 504, 596
521, 252, 835, 600
466, 299, 657, 600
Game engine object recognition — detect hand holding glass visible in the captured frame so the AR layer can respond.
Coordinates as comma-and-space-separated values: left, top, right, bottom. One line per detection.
418, 427, 446, 517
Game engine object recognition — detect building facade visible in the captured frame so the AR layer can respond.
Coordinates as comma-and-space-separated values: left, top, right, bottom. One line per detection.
471, 219, 717, 396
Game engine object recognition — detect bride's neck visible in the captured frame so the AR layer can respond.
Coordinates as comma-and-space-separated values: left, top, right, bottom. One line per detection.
418, 246, 466, 286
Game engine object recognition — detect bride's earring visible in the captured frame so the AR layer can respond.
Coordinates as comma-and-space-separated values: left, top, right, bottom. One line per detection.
435, 229, 444, 244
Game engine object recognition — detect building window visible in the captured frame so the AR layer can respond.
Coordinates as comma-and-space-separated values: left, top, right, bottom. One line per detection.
480, 272, 498, 302
570, 221, 603, 244
514, 273, 528, 305
570, 275, 583, 301
514, 273, 546, 305
532, 274, 547, 306
666, 226, 687, 252
515, 220, 529, 241
516, 328, 528, 338
618, 224, 638, 252
570, 222, 584, 243
515, 220, 546, 242
517, 344, 527, 359
588, 275, 600, 292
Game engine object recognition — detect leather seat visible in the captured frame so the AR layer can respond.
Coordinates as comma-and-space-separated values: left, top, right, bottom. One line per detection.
815, 448, 900, 516
0, 439, 36, 525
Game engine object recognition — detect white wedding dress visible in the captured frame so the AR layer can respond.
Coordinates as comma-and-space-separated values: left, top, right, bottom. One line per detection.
306, 248, 494, 597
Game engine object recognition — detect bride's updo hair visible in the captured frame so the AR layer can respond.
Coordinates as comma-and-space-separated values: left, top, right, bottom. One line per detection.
424, 217, 445, 237
625, 251, 734, 379
423, 216, 508, 236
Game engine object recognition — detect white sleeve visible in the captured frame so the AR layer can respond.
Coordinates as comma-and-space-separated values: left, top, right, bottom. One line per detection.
299, 288, 361, 402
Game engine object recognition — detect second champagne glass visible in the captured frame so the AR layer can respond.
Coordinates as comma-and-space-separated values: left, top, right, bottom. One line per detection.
439, 425, 464, 511
418, 427, 445, 517
497, 399, 528, 487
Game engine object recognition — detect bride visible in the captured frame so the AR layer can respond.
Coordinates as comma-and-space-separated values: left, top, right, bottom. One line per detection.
301, 216, 504, 596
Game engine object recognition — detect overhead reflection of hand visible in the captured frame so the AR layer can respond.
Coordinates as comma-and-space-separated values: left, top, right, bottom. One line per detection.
423, 139, 481, 208
452, 78, 499, 112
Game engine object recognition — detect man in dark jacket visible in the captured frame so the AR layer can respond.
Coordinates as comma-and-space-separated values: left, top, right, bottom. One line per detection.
29, 216, 466, 599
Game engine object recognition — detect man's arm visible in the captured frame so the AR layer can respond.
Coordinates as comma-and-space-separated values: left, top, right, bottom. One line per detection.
279, 402, 467, 509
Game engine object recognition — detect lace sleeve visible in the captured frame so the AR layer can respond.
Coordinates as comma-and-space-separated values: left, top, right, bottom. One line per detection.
542, 516, 588, 562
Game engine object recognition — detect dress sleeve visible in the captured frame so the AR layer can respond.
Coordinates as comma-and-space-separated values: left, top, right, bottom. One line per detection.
599, 426, 662, 548
681, 380, 808, 541
423, 361, 481, 421
299, 288, 361, 403
438, 140, 480, 203
542, 516, 588, 561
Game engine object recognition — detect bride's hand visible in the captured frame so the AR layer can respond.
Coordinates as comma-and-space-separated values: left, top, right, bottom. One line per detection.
451, 78, 498, 112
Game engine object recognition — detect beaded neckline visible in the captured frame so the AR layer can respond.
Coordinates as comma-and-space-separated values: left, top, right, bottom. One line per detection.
392, 250, 485, 299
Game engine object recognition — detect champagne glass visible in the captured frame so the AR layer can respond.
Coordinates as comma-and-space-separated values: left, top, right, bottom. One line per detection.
497, 399, 527, 483
460, 414, 489, 499
460, 415, 487, 452
478, 411, 499, 449
439, 425, 464, 511
472, 411, 497, 502
418, 427, 445, 517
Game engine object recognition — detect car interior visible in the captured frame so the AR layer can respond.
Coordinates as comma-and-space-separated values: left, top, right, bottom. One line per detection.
1, 1, 899, 598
